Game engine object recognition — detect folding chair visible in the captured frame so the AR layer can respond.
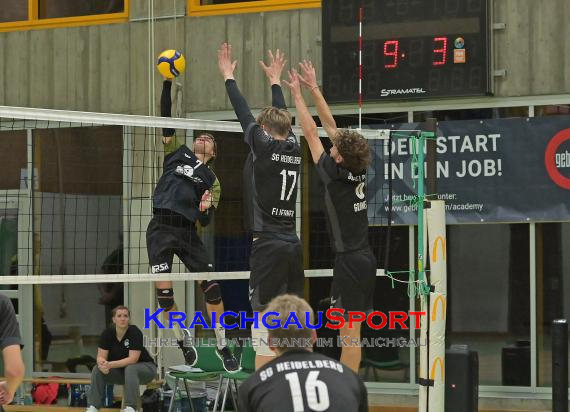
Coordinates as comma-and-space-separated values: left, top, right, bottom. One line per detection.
167, 343, 225, 412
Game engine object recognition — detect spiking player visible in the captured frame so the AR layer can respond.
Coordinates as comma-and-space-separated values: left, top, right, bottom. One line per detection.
217, 43, 304, 369
238, 295, 368, 412
146, 78, 239, 373
284, 61, 376, 372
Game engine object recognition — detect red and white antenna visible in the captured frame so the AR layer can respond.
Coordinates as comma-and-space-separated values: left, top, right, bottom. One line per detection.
358, 5, 363, 130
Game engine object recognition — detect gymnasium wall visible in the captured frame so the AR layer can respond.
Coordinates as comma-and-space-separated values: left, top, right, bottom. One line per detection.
1, 0, 570, 114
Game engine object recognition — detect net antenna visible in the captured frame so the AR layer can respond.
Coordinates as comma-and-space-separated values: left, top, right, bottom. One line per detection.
358, 4, 363, 130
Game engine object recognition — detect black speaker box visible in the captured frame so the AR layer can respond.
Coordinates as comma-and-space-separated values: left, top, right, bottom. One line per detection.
501, 340, 531, 386
445, 345, 479, 412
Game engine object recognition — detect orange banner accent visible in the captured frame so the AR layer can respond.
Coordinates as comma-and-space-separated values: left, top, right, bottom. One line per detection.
430, 357, 445, 380
431, 235, 446, 263
431, 295, 446, 321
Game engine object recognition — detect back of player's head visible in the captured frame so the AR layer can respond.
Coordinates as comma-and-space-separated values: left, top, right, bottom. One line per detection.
267, 294, 314, 353
257, 107, 292, 137
333, 129, 371, 174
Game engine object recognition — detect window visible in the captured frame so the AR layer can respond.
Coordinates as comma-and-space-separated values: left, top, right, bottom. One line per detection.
30, 125, 124, 372
188, 0, 320, 16
445, 224, 531, 386
38, 0, 124, 19
0, 1, 28, 23
0, 131, 27, 190
0, 0, 128, 32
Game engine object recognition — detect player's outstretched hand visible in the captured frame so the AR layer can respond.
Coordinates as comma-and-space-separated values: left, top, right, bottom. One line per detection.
199, 190, 214, 212
282, 69, 302, 97
298, 59, 318, 90
218, 43, 237, 81
259, 49, 287, 85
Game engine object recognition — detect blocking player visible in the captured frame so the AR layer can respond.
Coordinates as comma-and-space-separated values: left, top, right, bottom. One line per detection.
238, 294, 369, 412
146, 78, 239, 372
283, 62, 376, 372
217, 43, 304, 369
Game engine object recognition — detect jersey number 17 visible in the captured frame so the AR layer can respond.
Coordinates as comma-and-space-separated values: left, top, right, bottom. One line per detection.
280, 169, 298, 201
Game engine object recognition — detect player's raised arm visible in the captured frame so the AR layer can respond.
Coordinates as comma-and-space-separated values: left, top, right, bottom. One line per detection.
159, 78, 181, 155
259, 49, 288, 109
283, 69, 324, 164
218, 43, 256, 132
298, 60, 338, 140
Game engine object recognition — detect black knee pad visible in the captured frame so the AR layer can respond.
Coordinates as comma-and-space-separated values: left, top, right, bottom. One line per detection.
157, 288, 175, 311
200, 280, 222, 305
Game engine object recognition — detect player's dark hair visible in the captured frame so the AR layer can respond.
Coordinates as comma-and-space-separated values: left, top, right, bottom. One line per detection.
334, 129, 371, 174
267, 295, 314, 354
257, 107, 292, 137
111, 305, 130, 319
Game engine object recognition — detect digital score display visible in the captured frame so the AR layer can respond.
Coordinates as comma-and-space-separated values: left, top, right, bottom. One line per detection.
322, 0, 490, 102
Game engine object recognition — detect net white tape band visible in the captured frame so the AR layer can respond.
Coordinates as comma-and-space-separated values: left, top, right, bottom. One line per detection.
0, 105, 388, 140
0, 269, 386, 285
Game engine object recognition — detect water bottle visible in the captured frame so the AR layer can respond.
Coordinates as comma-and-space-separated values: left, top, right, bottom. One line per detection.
104, 384, 114, 407
69, 385, 79, 406
12, 387, 23, 405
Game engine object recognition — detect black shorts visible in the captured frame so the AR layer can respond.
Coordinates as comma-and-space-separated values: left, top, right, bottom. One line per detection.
146, 214, 213, 274
331, 248, 376, 316
249, 236, 304, 311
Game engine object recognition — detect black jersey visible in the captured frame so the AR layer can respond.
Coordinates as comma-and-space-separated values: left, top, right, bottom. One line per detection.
99, 325, 154, 364
0, 295, 21, 350
152, 144, 219, 223
238, 350, 368, 412
315, 152, 369, 253
226, 80, 301, 237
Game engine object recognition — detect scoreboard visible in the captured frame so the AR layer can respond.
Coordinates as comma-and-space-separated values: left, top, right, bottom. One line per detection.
322, 0, 491, 102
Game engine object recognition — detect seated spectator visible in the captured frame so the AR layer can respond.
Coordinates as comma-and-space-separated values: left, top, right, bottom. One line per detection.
86, 306, 156, 412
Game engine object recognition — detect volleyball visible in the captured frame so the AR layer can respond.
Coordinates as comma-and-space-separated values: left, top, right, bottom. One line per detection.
157, 50, 186, 78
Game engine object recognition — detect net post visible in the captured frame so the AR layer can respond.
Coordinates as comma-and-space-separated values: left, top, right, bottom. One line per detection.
424, 117, 437, 197
417, 131, 427, 291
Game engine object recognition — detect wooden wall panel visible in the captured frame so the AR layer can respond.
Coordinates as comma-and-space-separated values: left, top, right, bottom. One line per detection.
493, 0, 569, 96
99, 24, 130, 113
29, 29, 53, 109
186, 15, 228, 112
528, 0, 564, 95
129, 22, 151, 115
3, 30, 30, 107
66, 27, 90, 111
51, 28, 69, 109
1, 3, 570, 113
86, 24, 103, 112
0, 30, 4, 104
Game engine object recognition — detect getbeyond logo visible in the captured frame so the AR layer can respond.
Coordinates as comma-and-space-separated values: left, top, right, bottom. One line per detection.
545, 128, 570, 189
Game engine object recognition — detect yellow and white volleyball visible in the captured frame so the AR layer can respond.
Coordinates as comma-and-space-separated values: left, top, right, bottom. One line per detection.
156, 50, 186, 78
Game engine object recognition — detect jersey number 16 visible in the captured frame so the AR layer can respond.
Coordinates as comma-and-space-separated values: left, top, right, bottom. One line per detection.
285, 371, 330, 412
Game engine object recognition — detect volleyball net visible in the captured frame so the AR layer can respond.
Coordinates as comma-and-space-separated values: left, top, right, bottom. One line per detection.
0, 105, 394, 285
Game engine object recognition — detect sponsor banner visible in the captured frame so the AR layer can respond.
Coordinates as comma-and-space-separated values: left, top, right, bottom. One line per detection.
367, 117, 570, 224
